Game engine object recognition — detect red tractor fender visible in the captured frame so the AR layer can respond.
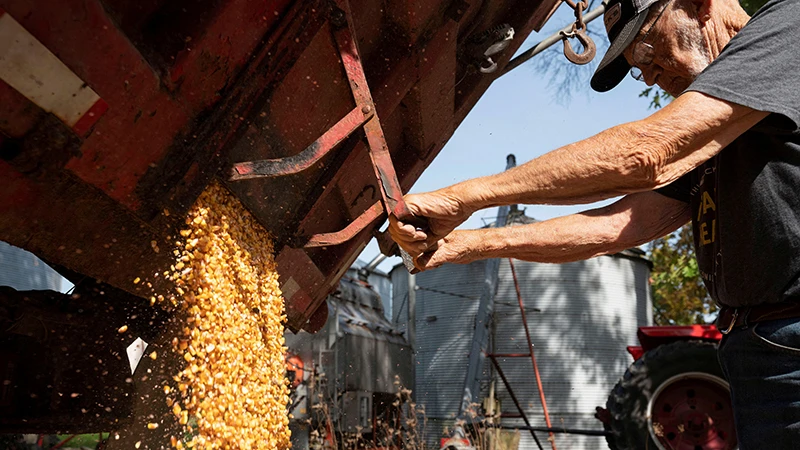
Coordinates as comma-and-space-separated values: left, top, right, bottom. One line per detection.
627, 325, 723, 361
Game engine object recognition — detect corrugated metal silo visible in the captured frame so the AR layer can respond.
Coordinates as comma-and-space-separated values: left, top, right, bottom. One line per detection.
286, 275, 413, 450
391, 260, 493, 447
348, 259, 393, 321
0, 241, 64, 291
492, 252, 652, 449
391, 244, 652, 449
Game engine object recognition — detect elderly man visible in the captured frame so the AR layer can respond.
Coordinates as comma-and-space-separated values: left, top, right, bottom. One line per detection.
389, 0, 800, 446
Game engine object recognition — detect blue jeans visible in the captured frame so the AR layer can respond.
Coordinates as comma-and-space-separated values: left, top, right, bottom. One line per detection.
717, 317, 800, 449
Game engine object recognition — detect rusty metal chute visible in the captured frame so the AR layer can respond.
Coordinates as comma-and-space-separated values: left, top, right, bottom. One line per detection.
0, 0, 562, 336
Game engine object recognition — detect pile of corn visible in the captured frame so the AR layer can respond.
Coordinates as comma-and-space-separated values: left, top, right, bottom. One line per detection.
166, 182, 291, 449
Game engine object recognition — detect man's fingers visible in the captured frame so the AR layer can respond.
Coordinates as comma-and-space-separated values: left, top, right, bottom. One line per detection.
397, 241, 428, 255
388, 230, 434, 255
416, 250, 446, 271
414, 239, 450, 271
414, 232, 477, 271
388, 216, 428, 241
423, 238, 439, 252
394, 230, 436, 246
415, 252, 434, 271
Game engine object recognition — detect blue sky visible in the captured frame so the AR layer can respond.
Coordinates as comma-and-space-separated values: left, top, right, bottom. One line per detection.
359, 6, 657, 272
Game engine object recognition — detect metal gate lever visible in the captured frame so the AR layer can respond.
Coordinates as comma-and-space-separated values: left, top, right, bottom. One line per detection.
228, 0, 423, 273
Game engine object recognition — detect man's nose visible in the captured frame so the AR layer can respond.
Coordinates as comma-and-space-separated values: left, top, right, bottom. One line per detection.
643, 64, 662, 86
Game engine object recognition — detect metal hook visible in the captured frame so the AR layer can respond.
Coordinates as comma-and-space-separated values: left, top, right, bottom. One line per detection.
480, 57, 498, 74
560, 28, 596, 65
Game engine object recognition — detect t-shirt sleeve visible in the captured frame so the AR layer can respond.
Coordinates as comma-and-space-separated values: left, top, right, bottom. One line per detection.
685, 0, 800, 128
654, 172, 691, 204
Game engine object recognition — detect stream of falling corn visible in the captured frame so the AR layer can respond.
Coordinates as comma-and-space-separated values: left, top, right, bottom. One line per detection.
166, 182, 291, 449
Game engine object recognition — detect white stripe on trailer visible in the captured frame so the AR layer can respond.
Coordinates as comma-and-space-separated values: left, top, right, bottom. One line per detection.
0, 9, 103, 129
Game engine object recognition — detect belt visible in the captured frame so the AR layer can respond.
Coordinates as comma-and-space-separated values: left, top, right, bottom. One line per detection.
716, 300, 800, 334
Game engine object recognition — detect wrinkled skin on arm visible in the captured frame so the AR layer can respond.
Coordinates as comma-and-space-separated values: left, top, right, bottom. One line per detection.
388, 92, 766, 270
412, 191, 690, 270
387, 189, 470, 253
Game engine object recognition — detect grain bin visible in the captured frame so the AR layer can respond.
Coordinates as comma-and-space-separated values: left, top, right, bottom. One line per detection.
285, 275, 413, 450
390, 214, 652, 449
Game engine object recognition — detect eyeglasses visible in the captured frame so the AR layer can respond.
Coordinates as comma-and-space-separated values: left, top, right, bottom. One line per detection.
630, 0, 673, 82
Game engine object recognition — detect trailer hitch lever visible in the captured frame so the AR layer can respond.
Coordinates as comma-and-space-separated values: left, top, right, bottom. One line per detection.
389, 204, 429, 274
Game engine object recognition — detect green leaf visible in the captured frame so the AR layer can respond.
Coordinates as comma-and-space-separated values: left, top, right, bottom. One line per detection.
647, 225, 716, 325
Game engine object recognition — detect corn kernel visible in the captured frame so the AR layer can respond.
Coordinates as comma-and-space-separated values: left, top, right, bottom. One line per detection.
164, 182, 290, 449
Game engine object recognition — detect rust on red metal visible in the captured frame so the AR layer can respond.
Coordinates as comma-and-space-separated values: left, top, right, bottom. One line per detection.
485, 259, 557, 450
233, 0, 416, 248
303, 200, 384, 248
0, 0, 559, 333
332, 0, 410, 221
276, 247, 329, 330
230, 105, 372, 180
508, 258, 557, 450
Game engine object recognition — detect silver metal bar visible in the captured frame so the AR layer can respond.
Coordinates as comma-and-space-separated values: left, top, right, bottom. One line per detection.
500, 2, 607, 76
363, 253, 387, 273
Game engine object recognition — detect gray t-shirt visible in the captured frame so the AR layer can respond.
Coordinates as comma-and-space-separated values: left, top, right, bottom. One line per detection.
656, 0, 800, 307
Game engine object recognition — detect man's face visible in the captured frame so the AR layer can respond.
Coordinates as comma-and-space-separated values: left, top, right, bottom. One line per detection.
622, 1, 712, 96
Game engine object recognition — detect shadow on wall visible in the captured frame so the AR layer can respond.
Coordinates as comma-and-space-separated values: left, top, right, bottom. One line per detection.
491, 256, 649, 449
391, 260, 487, 447
393, 252, 651, 450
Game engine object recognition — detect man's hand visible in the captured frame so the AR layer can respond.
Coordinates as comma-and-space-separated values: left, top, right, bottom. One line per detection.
413, 230, 486, 270
394, 191, 691, 272
388, 188, 474, 254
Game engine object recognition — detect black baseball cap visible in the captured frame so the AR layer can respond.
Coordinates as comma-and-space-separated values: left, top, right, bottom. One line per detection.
590, 0, 660, 92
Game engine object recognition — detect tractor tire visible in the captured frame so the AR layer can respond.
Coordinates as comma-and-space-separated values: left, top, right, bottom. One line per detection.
0, 435, 26, 450
605, 340, 737, 450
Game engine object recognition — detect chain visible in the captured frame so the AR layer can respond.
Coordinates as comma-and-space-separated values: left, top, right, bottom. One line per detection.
558, 0, 596, 64
561, 0, 589, 34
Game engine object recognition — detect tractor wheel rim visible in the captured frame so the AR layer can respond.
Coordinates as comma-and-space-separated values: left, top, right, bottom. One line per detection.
646, 371, 737, 450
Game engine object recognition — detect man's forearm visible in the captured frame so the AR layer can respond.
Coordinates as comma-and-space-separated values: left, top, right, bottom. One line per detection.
445, 92, 767, 213
448, 123, 652, 211
473, 213, 635, 264
433, 192, 689, 267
